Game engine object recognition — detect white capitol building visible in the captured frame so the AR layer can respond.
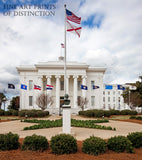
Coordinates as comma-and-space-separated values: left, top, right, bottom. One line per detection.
17, 56, 129, 114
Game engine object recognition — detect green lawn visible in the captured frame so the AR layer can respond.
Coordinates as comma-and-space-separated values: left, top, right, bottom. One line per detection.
0, 116, 20, 120
109, 115, 131, 120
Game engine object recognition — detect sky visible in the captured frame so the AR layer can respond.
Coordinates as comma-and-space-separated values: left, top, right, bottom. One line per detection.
0, 0, 142, 100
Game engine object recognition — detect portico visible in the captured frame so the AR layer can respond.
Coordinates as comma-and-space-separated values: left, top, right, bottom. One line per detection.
17, 57, 106, 114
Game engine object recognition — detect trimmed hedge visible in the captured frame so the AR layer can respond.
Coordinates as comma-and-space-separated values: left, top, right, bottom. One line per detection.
79, 109, 137, 118
50, 134, 77, 154
107, 136, 134, 153
0, 132, 19, 151
0, 109, 4, 116
21, 134, 48, 151
127, 132, 142, 148
130, 116, 142, 120
22, 118, 115, 131
82, 136, 107, 155
19, 110, 49, 117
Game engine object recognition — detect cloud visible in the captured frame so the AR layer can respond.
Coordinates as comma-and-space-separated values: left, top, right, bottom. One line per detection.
0, 0, 142, 99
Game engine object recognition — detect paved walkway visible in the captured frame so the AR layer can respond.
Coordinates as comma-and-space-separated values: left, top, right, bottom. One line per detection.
0, 116, 142, 140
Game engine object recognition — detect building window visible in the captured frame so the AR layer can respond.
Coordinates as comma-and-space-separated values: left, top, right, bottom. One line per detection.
113, 104, 115, 109
103, 104, 105, 109
108, 104, 111, 109
103, 91, 105, 95
118, 91, 120, 95
118, 97, 120, 102
29, 96, 33, 106
103, 97, 105, 102
91, 96, 95, 106
108, 91, 110, 95
113, 91, 115, 95
78, 81, 81, 90
60, 81, 64, 90
113, 97, 115, 102
91, 81, 94, 90
77, 96, 81, 106
29, 80, 33, 90
118, 104, 121, 110
108, 97, 110, 102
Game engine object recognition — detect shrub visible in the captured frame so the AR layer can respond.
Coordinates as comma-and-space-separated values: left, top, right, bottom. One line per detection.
4, 110, 12, 116
0, 109, 4, 116
50, 134, 77, 154
21, 134, 48, 151
82, 136, 107, 155
107, 136, 134, 153
136, 116, 142, 120
10, 109, 18, 116
0, 132, 19, 150
109, 109, 120, 115
18, 110, 49, 117
127, 132, 142, 148
130, 115, 136, 119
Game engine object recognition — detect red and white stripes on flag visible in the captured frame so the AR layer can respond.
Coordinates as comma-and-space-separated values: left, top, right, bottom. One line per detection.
66, 9, 81, 24
61, 43, 65, 48
34, 85, 41, 90
46, 84, 54, 90
67, 21, 82, 37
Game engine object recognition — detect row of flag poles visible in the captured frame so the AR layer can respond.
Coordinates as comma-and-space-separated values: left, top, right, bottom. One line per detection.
8, 83, 54, 90
8, 83, 126, 91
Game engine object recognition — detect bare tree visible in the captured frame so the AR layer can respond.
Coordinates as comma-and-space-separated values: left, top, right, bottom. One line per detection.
36, 93, 53, 111
78, 96, 88, 111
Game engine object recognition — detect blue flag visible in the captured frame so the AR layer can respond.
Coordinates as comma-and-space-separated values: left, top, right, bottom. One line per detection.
117, 85, 125, 90
21, 84, 27, 90
81, 84, 88, 90
105, 85, 113, 90
93, 85, 99, 89
8, 83, 15, 89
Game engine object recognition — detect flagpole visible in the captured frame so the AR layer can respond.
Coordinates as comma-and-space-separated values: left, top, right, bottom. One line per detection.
64, 4, 67, 96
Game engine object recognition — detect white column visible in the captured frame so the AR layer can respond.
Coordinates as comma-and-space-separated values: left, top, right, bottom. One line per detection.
46, 76, 52, 94
66, 75, 70, 95
82, 75, 87, 98
55, 75, 61, 108
73, 75, 78, 108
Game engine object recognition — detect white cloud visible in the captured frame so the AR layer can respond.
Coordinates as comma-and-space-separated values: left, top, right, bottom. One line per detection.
0, 0, 142, 97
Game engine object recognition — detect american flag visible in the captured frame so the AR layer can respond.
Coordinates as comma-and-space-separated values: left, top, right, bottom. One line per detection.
46, 84, 54, 90
61, 43, 65, 48
66, 9, 81, 24
34, 85, 41, 90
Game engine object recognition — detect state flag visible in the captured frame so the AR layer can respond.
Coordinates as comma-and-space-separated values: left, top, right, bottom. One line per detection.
21, 84, 27, 90
8, 83, 15, 89
105, 85, 113, 90
67, 21, 82, 37
117, 85, 125, 90
81, 84, 88, 90
46, 84, 54, 90
93, 85, 100, 89
34, 85, 41, 90
129, 85, 136, 90
66, 9, 81, 24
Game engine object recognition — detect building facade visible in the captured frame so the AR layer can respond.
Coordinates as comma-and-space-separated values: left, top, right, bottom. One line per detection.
17, 57, 106, 114
102, 84, 129, 110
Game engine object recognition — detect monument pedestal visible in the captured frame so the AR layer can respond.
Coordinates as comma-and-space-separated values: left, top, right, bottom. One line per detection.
62, 105, 71, 134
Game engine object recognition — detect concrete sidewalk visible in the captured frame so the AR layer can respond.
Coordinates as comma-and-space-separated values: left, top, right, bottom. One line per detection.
0, 116, 142, 140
